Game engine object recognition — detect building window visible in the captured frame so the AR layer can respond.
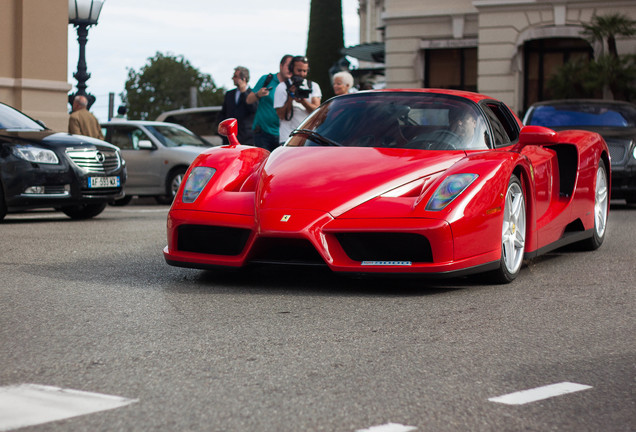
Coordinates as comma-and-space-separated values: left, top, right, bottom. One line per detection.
424, 48, 477, 91
523, 38, 592, 111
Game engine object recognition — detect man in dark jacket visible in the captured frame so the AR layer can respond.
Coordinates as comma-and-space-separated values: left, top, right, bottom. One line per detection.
220, 66, 257, 145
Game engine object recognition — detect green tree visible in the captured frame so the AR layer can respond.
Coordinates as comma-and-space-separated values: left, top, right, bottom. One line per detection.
306, 0, 344, 100
582, 13, 636, 59
121, 52, 224, 120
547, 13, 636, 101
546, 59, 601, 99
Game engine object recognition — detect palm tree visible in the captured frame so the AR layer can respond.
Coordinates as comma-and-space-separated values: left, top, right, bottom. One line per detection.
582, 13, 636, 59
579, 13, 636, 100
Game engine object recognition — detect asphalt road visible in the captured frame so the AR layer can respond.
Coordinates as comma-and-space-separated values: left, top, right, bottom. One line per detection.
1, 201, 634, 432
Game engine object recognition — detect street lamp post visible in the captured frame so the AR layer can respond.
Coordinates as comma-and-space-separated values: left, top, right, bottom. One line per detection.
68, 0, 105, 109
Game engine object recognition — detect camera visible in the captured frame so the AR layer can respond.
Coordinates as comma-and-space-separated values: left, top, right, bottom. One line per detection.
288, 75, 312, 99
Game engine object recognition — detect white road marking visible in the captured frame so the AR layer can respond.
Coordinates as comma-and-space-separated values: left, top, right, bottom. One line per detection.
488, 382, 592, 405
0, 384, 137, 431
356, 423, 418, 432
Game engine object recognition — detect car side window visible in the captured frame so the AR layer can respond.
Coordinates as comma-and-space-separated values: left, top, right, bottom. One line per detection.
482, 102, 520, 147
481, 104, 511, 147
109, 126, 150, 150
130, 129, 150, 150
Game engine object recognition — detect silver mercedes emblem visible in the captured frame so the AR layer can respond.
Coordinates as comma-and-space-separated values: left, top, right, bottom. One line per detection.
95, 151, 105, 163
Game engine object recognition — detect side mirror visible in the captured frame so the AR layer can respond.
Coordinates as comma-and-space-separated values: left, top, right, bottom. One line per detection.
218, 118, 240, 146
518, 125, 558, 146
138, 139, 154, 150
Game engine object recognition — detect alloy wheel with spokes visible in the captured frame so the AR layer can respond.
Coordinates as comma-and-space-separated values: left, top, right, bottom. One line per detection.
581, 160, 609, 250
487, 174, 526, 284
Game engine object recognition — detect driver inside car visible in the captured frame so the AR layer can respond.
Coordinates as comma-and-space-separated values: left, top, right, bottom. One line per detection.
426, 106, 479, 149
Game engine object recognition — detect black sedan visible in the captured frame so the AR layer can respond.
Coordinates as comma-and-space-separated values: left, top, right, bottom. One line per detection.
524, 99, 636, 204
0, 102, 126, 221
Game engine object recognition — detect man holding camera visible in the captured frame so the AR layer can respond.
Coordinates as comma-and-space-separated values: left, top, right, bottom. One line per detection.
273, 56, 322, 146
247, 54, 293, 151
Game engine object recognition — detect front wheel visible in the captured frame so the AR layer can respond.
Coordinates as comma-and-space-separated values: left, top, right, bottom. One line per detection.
61, 203, 107, 220
487, 174, 526, 284
109, 195, 133, 206
0, 183, 7, 221
579, 160, 609, 250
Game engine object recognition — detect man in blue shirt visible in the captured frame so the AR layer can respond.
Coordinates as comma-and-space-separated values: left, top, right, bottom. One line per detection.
246, 54, 293, 151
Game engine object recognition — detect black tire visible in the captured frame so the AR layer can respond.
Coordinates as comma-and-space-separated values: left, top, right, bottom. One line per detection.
579, 160, 609, 250
486, 174, 526, 284
61, 203, 107, 220
109, 195, 133, 206
157, 168, 187, 204
0, 183, 7, 222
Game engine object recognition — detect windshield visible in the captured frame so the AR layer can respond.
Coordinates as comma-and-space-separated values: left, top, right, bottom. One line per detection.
285, 92, 490, 150
146, 125, 211, 147
526, 103, 636, 128
0, 103, 46, 131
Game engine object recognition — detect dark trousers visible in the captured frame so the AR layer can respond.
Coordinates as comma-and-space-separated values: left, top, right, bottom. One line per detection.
254, 130, 280, 152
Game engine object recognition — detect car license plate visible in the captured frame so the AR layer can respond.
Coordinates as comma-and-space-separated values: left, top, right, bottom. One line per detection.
88, 176, 120, 188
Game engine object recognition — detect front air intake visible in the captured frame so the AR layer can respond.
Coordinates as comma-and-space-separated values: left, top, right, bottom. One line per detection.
177, 225, 250, 256
336, 232, 433, 263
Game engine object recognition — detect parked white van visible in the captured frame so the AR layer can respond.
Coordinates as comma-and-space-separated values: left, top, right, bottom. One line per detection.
156, 106, 222, 145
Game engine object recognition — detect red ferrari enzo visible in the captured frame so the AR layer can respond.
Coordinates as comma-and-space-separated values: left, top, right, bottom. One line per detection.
164, 89, 610, 283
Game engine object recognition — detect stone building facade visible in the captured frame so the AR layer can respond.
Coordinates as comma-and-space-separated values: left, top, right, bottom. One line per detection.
357, 0, 636, 114
0, 0, 70, 132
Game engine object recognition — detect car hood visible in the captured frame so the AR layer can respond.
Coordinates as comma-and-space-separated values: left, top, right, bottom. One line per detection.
167, 144, 211, 155
257, 147, 464, 217
0, 129, 116, 149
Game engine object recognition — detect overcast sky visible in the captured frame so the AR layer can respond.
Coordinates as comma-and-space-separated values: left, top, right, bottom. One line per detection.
67, 0, 360, 121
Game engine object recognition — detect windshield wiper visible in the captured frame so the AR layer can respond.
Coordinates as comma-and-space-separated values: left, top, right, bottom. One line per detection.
291, 129, 342, 147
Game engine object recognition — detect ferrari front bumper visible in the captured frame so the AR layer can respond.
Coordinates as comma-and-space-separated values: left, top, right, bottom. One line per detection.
164, 208, 502, 276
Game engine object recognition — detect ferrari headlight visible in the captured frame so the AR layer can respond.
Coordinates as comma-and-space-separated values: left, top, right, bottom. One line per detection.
14, 145, 59, 164
426, 173, 478, 211
182, 167, 216, 203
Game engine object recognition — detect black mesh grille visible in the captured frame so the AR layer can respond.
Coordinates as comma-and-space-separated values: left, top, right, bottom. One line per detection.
336, 232, 433, 263
249, 237, 325, 265
606, 138, 629, 165
177, 225, 251, 256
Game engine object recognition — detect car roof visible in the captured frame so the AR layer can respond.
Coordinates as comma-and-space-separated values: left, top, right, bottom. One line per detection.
101, 120, 188, 127
529, 99, 636, 108
367, 88, 497, 104
155, 106, 221, 121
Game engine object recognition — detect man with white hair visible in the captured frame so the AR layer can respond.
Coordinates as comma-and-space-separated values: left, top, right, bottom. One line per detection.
68, 95, 104, 139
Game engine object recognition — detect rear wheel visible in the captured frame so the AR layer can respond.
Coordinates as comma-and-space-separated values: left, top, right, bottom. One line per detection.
487, 174, 526, 284
580, 160, 609, 250
61, 203, 107, 220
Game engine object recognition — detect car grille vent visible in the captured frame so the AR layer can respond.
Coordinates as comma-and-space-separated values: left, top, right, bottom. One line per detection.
248, 237, 326, 266
605, 138, 630, 165
66, 148, 121, 173
81, 188, 122, 196
336, 232, 433, 263
177, 225, 251, 256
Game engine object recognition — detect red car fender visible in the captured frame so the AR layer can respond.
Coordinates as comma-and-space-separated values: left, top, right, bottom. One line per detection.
174, 145, 269, 210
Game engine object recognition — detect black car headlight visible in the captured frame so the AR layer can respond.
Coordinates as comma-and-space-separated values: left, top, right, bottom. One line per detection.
13, 145, 59, 164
